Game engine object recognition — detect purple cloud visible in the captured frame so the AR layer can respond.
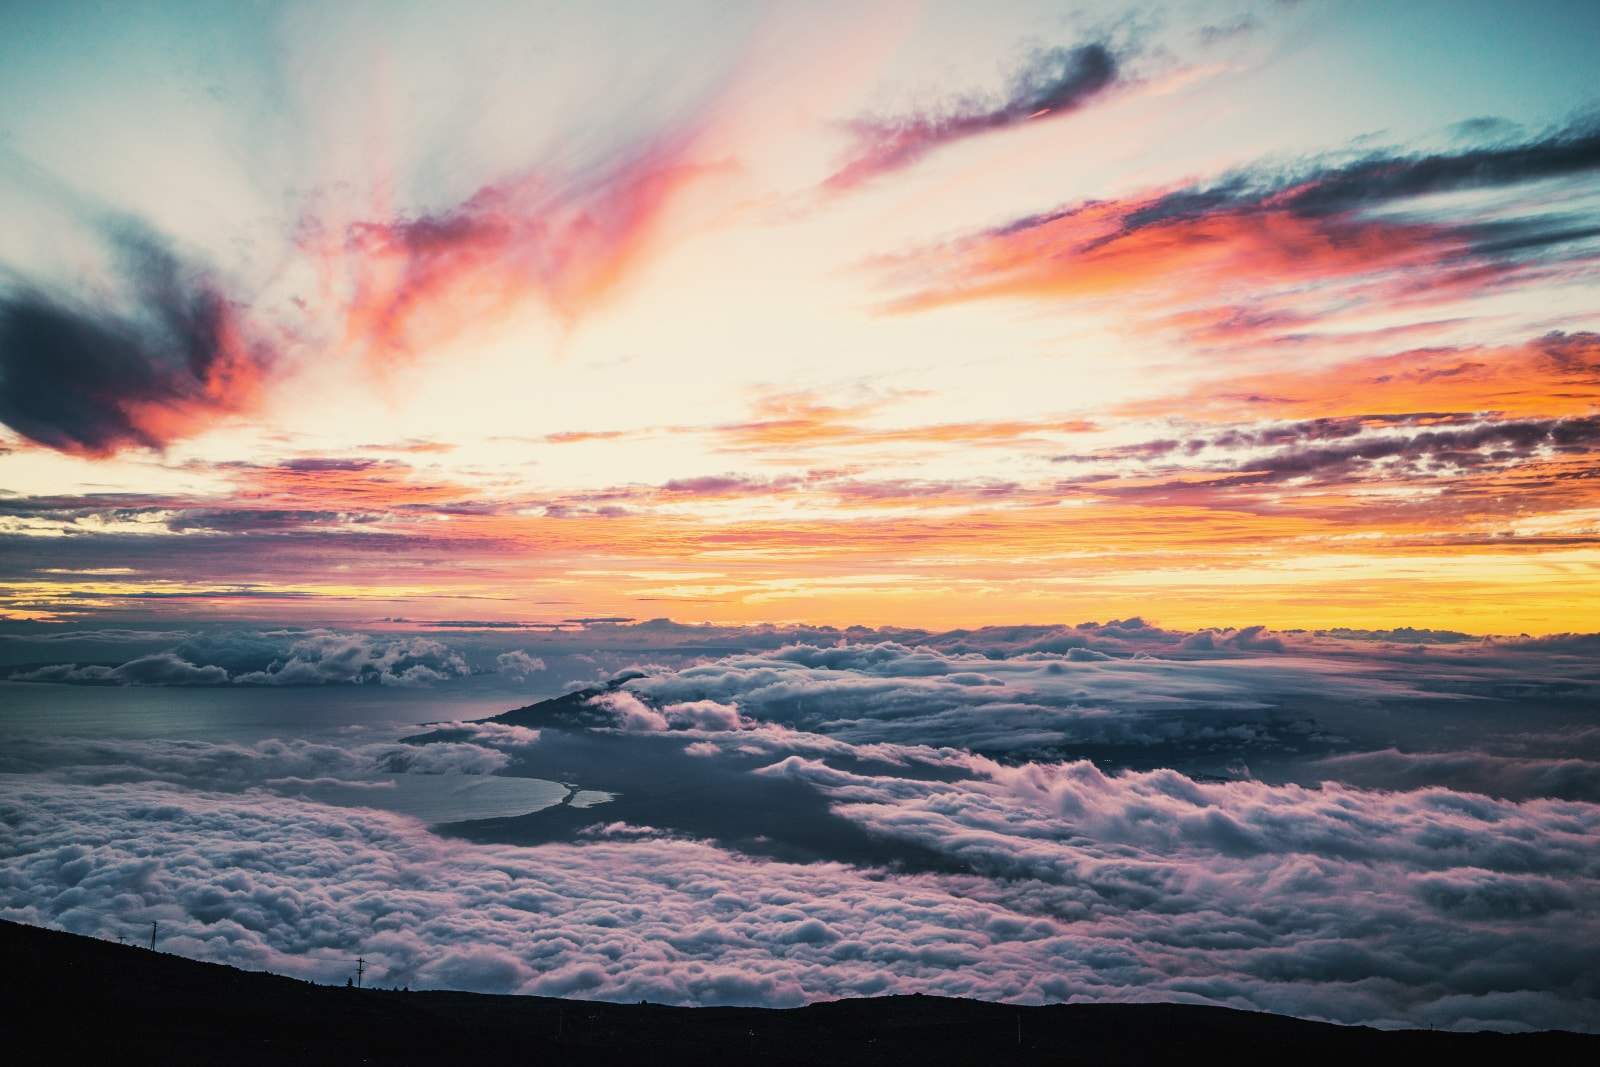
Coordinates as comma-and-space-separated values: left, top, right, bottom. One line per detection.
826, 43, 1119, 191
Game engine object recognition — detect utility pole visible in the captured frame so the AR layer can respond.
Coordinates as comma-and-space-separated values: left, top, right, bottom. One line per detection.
149, 921, 158, 951
355, 957, 365, 989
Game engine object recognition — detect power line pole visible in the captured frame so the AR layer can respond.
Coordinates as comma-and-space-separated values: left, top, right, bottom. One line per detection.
149, 921, 158, 951
355, 956, 365, 989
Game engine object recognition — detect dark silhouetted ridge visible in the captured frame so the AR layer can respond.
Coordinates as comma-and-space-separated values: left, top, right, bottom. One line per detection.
401, 682, 618, 744
3, 919, 1592, 1065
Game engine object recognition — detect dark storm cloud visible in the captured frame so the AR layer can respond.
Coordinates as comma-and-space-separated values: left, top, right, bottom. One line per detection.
825, 43, 1119, 191
0, 222, 271, 455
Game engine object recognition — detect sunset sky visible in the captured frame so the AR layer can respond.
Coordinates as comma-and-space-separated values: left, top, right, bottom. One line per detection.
5, 3, 1600, 1034
3, 0, 1599, 635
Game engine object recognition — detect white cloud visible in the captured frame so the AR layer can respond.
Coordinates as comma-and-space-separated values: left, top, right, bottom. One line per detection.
587, 691, 669, 732
5, 624, 1599, 1032
495, 650, 547, 679
1, 774, 1594, 1029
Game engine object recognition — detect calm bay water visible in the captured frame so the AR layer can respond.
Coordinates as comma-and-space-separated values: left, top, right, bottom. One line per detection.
0, 679, 523, 741
0, 680, 579, 825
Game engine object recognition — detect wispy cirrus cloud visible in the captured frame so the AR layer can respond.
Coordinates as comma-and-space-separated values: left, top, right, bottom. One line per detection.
714, 390, 1095, 454
316, 137, 729, 365
824, 42, 1121, 192
1122, 331, 1600, 422
877, 123, 1600, 327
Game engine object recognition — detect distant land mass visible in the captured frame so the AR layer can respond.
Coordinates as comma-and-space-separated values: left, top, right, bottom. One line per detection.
5, 919, 1592, 1065
407, 683, 976, 870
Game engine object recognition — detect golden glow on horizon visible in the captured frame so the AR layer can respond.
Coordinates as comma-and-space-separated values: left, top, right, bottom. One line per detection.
0, 3, 1597, 635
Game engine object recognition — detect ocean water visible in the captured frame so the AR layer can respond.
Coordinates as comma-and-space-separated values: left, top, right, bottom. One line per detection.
0, 679, 521, 741
0, 680, 578, 825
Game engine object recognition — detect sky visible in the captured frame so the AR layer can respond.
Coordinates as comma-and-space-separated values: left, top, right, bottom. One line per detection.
2, 2, 1600, 1033
1, 0, 1598, 635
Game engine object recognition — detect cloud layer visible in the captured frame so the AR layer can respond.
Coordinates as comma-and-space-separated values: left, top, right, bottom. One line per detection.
9, 630, 473, 688
3, 762, 1594, 1029
4, 623, 1599, 1029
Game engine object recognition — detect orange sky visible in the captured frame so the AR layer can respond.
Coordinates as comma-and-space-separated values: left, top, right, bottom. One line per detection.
1, 1, 1597, 635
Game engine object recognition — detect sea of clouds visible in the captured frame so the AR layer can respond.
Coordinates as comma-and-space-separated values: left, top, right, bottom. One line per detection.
1, 620, 1596, 1030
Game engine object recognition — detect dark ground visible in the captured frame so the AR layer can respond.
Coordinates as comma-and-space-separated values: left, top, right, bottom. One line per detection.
409, 685, 971, 870
4, 919, 1592, 1065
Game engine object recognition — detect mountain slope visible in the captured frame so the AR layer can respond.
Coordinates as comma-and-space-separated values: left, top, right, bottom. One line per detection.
4, 919, 1591, 1065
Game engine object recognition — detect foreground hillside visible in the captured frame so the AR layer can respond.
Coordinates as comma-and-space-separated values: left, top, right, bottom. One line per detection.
3, 919, 1591, 1065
